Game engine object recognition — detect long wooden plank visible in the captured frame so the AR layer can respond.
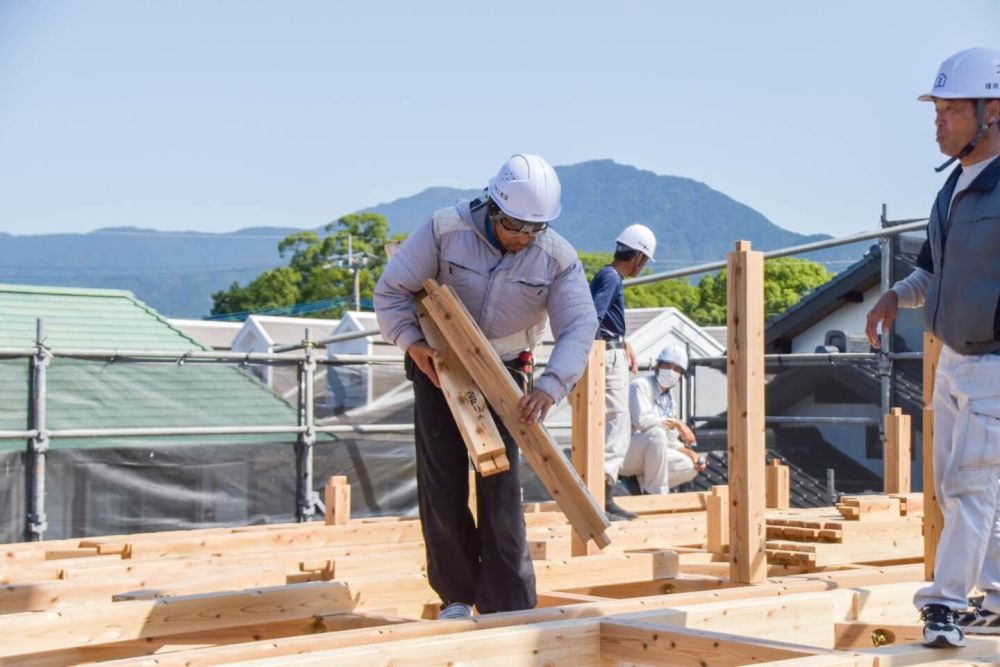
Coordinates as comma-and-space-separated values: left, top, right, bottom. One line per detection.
571, 341, 606, 556
0, 564, 287, 613
0, 581, 353, 658
420, 279, 610, 548
199, 619, 603, 667
600, 619, 819, 666
524, 490, 708, 515
727, 240, 767, 583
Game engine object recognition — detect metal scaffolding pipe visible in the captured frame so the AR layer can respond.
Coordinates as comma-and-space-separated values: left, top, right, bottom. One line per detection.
26, 319, 49, 542
295, 328, 318, 523
692, 415, 880, 426
878, 204, 895, 457
624, 219, 928, 287
47, 425, 306, 438
273, 327, 381, 353
0, 430, 37, 440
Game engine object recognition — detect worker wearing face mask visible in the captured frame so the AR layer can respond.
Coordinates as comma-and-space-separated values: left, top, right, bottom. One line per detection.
621, 343, 704, 494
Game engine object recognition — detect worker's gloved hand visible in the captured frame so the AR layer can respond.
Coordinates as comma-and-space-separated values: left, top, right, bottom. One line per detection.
518, 389, 554, 424
407, 340, 441, 388
865, 291, 899, 349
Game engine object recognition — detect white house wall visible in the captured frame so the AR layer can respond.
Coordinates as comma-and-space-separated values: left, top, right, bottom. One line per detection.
791, 286, 880, 353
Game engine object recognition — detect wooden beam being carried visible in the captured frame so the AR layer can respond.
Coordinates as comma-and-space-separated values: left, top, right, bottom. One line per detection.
571, 340, 607, 556
883, 408, 911, 495
922, 331, 944, 582
416, 298, 510, 475
726, 240, 767, 584
420, 279, 611, 549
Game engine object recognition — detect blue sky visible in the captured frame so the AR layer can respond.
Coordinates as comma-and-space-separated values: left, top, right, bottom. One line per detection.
1, 1, 998, 238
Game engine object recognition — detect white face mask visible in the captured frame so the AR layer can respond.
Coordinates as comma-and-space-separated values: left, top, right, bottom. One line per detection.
656, 368, 681, 390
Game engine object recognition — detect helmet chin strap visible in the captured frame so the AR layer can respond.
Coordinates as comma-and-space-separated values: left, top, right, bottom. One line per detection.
935, 99, 994, 172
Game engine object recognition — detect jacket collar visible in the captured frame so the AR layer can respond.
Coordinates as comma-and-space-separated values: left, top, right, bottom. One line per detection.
964, 153, 1000, 193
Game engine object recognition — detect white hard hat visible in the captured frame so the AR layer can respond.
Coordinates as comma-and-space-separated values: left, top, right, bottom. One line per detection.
616, 223, 657, 260
488, 154, 562, 223
919, 47, 1000, 101
656, 343, 688, 371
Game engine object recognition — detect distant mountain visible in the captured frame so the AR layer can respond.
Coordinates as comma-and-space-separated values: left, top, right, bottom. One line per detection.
0, 226, 298, 318
0, 160, 867, 317
363, 160, 866, 269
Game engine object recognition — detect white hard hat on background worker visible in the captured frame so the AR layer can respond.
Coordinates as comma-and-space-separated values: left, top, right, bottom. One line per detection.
656, 343, 688, 372
615, 223, 656, 260
919, 46, 1000, 172
488, 154, 562, 223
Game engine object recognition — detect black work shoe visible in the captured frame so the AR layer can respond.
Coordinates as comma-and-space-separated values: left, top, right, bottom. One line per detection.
921, 604, 967, 647
959, 607, 1000, 635
605, 482, 638, 521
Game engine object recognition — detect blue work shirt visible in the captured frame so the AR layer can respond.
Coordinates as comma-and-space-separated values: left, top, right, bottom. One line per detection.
590, 265, 626, 340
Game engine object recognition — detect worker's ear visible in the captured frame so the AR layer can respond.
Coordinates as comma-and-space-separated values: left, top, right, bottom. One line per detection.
989, 99, 1000, 127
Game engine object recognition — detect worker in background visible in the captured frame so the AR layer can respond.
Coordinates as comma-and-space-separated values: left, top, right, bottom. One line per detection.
589, 224, 657, 520
622, 343, 704, 495
374, 154, 598, 619
865, 47, 1000, 648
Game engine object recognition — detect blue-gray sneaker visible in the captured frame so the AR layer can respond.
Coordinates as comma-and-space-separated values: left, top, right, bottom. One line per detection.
959, 607, 1000, 635
438, 602, 473, 620
921, 604, 966, 648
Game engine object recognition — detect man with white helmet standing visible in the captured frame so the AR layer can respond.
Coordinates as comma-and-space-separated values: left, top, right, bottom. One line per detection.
622, 343, 704, 495
375, 154, 598, 618
589, 223, 657, 520
865, 47, 1000, 647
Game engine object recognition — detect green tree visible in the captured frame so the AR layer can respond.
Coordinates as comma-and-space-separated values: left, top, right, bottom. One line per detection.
210, 212, 391, 319
687, 257, 833, 326
578, 252, 833, 326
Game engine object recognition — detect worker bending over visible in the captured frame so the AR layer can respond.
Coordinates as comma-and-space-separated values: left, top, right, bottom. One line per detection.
374, 154, 597, 619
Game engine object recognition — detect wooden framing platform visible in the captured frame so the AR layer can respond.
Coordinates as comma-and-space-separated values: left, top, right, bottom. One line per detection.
1, 491, 993, 666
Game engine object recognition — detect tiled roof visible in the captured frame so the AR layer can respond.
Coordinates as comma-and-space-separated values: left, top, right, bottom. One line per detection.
0, 283, 301, 451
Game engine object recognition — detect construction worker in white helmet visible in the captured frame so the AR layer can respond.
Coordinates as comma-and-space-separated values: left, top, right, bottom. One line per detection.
622, 343, 704, 495
589, 223, 657, 520
374, 154, 598, 619
865, 47, 1000, 648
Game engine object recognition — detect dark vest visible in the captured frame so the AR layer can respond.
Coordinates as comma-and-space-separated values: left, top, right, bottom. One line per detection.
923, 157, 1000, 354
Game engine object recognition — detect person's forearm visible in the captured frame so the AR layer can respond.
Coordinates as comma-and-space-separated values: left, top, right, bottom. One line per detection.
890, 268, 931, 308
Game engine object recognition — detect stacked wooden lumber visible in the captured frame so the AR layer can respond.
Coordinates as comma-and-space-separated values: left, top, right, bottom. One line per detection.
767, 496, 924, 568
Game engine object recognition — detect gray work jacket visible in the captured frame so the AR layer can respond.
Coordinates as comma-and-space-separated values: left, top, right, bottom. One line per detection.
373, 198, 598, 403
923, 157, 1000, 355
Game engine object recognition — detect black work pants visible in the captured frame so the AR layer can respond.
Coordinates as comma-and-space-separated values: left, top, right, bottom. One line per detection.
409, 357, 536, 613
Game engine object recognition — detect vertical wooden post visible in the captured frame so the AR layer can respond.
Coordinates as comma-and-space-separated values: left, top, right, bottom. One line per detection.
884, 407, 912, 494
706, 485, 730, 554
922, 332, 944, 581
324, 476, 351, 526
765, 460, 790, 509
727, 240, 767, 584
571, 341, 606, 556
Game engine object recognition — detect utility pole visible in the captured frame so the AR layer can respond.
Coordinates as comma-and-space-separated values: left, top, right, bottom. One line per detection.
326, 234, 374, 311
